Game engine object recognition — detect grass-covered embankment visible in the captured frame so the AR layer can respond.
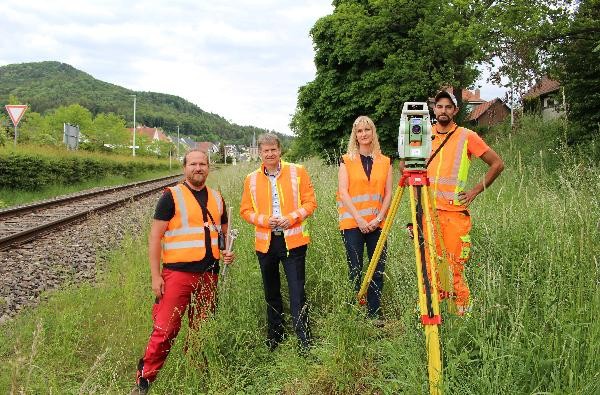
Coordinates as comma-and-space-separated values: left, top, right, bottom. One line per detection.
0, 116, 598, 393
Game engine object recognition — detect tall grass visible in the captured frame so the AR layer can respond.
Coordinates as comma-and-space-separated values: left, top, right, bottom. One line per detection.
0, 116, 598, 393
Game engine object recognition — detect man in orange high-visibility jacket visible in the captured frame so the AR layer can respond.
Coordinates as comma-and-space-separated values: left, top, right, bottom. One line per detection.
132, 150, 235, 395
240, 133, 317, 351
426, 91, 504, 315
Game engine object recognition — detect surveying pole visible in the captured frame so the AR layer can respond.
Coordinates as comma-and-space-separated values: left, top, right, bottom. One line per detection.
357, 102, 446, 395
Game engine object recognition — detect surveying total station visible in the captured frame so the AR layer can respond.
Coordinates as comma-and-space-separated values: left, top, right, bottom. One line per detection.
358, 102, 451, 395
397, 102, 432, 170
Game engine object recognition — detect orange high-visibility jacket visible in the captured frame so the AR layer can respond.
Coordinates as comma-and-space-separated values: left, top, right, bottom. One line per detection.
240, 161, 317, 253
428, 123, 488, 212
337, 153, 391, 230
161, 184, 223, 263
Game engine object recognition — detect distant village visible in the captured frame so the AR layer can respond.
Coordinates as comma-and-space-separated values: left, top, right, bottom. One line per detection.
125, 126, 260, 164
122, 76, 564, 162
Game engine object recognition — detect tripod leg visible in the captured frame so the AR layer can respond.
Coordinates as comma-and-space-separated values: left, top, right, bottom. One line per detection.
425, 325, 443, 395
422, 185, 441, 309
357, 185, 404, 302
410, 185, 434, 317
410, 184, 443, 395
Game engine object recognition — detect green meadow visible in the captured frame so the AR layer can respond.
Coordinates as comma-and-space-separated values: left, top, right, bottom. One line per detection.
0, 116, 598, 394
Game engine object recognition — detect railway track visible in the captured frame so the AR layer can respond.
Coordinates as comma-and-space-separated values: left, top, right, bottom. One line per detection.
0, 174, 181, 251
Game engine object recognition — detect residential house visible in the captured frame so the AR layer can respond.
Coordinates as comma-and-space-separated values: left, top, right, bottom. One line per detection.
197, 141, 219, 154
127, 125, 170, 142
430, 88, 487, 113
522, 76, 565, 120
467, 98, 510, 127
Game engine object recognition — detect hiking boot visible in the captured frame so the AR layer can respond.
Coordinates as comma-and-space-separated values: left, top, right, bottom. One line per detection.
130, 377, 150, 395
373, 318, 385, 328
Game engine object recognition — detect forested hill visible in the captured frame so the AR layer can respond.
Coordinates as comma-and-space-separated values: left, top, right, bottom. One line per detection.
0, 61, 272, 145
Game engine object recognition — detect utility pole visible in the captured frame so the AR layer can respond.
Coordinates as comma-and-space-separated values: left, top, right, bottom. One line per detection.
177, 125, 180, 160
131, 94, 137, 156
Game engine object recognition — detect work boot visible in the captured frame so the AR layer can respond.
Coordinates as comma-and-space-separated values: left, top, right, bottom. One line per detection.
130, 377, 149, 395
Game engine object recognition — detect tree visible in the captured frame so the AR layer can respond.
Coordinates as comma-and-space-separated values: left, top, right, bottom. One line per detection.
86, 113, 129, 150
19, 112, 55, 145
478, 0, 576, 116
559, 0, 600, 142
46, 104, 93, 143
292, 0, 483, 158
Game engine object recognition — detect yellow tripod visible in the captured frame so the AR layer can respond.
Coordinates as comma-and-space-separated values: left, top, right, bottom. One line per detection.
357, 169, 451, 395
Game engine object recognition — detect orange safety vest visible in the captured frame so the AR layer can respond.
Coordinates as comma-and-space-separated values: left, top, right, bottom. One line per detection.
241, 161, 316, 253
161, 184, 223, 264
337, 153, 391, 230
428, 126, 473, 212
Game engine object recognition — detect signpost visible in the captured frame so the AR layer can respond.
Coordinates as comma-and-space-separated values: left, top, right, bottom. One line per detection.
5, 105, 28, 147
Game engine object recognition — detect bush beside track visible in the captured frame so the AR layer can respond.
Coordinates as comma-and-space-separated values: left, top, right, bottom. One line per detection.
0, 147, 172, 191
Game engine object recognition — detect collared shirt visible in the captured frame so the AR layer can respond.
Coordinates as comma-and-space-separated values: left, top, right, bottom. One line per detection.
264, 162, 283, 231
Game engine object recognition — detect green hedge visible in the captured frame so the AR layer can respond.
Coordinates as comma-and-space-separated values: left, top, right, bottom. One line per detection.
0, 152, 171, 190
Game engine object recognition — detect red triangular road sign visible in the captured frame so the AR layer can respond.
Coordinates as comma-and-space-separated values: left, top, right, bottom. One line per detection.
5, 105, 28, 126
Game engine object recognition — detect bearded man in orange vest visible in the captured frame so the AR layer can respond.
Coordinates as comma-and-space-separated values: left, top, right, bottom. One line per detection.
240, 133, 317, 352
132, 150, 235, 394
424, 91, 504, 315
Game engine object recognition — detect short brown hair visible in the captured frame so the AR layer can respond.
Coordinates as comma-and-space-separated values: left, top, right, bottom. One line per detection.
257, 133, 281, 149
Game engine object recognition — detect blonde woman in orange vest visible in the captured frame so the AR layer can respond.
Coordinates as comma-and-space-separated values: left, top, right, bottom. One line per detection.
337, 116, 393, 323
132, 150, 235, 394
426, 91, 504, 316
240, 133, 317, 352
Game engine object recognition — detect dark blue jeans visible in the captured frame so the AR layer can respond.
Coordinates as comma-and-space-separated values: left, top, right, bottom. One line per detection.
341, 228, 387, 318
256, 235, 311, 347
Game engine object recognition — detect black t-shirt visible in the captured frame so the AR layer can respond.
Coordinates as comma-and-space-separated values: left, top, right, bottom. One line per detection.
340, 154, 373, 180
155, 183, 228, 273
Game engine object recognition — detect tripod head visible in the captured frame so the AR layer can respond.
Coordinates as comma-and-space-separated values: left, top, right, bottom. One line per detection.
398, 102, 432, 171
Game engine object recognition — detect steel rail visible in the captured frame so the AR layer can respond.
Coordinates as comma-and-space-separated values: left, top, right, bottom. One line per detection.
0, 174, 181, 220
0, 177, 179, 251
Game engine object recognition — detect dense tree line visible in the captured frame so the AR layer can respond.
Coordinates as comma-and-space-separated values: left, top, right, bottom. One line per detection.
292, 0, 596, 158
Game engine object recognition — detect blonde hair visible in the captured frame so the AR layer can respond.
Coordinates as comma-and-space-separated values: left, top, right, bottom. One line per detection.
346, 115, 381, 160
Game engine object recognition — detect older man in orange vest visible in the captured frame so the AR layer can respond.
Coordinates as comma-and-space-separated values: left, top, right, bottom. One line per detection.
240, 133, 317, 351
132, 149, 235, 394
426, 91, 504, 315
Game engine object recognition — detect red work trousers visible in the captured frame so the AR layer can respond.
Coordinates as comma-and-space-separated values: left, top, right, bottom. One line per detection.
425, 210, 472, 308
137, 269, 218, 383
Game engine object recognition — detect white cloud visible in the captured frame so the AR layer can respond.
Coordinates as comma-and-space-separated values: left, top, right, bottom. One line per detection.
0, 0, 334, 135
0, 1, 506, 136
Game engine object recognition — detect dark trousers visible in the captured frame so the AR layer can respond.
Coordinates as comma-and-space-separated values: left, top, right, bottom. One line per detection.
341, 228, 387, 318
257, 234, 311, 347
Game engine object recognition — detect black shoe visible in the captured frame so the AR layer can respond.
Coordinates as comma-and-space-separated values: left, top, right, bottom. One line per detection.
130, 377, 149, 395
266, 337, 282, 351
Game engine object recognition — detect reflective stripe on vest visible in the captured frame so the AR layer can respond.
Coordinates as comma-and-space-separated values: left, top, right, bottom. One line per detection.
163, 240, 205, 250
339, 207, 381, 221
248, 162, 309, 252
431, 128, 470, 207
162, 184, 222, 262
337, 154, 390, 230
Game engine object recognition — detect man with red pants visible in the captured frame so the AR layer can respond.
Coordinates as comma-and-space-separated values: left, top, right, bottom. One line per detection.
426, 91, 504, 315
132, 149, 235, 394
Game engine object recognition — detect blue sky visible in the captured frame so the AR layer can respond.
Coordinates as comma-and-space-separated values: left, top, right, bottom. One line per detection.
0, 0, 506, 135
